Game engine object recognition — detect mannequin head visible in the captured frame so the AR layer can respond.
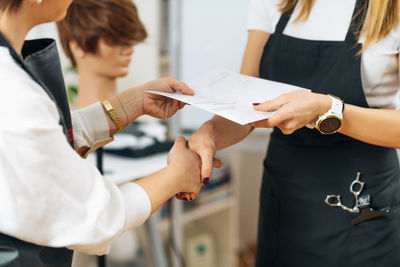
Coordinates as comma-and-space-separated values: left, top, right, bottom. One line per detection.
57, 0, 146, 78
57, 0, 147, 106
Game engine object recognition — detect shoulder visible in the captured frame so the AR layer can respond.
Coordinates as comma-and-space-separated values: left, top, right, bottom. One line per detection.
0, 47, 26, 79
0, 47, 35, 90
248, 0, 282, 33
0, 47, 49, 97
362, 22, 400, 53
391, 23, 400, 51
0, 47, 60, 127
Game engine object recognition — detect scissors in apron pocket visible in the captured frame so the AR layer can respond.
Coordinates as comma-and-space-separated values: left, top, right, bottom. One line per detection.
325, 172, 389, 225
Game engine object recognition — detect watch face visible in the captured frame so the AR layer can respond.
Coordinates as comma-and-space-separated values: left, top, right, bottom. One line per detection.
319, 116, 342, 134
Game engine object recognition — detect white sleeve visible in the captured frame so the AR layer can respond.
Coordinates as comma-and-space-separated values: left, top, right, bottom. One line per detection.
247, 0, 280, 33
72, 102, 114, 157
0, 77, 151, 255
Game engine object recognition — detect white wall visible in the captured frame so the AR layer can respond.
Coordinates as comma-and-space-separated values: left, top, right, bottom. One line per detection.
118, 0, 161, 90
175, 0, 250, 130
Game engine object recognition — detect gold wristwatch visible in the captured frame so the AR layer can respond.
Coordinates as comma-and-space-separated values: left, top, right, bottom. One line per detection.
102, 100, 124, 132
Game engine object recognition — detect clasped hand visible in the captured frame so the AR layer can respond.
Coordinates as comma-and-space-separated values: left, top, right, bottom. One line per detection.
168, 136, 222, 202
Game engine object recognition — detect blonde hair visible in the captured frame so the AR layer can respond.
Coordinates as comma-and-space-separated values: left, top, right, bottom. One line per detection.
279, 0, 399, 52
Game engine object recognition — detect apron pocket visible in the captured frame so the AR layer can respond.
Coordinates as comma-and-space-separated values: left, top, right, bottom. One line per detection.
350, 204, 400, 267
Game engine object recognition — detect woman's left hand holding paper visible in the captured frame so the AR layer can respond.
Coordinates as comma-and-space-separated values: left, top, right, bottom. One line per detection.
250, 90, 331, 134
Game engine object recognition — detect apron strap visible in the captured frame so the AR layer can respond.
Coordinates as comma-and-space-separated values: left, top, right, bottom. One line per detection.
274, 5, 295, 35
345, 0, 368, 44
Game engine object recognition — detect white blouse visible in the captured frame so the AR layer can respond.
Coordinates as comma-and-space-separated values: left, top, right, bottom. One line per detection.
248, 0, 400, 109
0, 47, 151, 255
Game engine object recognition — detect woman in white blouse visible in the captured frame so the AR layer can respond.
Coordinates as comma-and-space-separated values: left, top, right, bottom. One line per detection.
188, 0, 400, 266
0, 0, 205, 266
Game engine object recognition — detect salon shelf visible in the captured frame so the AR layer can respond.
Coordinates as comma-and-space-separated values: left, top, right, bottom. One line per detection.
157, 185, 236, 233
156, 182, 238, 267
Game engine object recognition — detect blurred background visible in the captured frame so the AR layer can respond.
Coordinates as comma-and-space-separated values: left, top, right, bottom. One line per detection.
28, 0, 272, 266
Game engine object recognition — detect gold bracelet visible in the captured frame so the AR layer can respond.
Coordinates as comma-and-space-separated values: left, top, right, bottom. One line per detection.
102, 100, 124, 131
115, 94, 129, 125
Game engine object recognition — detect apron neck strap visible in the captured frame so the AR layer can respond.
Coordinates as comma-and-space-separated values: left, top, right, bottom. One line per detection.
345, 0, 368, 44
275, 5, 295, 35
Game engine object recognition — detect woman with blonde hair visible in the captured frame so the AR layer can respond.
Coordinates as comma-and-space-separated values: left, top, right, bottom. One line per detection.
188, 0, 400, 266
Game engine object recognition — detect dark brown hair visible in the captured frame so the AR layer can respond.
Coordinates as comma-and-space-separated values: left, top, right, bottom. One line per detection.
57, 0, 147, 67
0, 0, 23, 11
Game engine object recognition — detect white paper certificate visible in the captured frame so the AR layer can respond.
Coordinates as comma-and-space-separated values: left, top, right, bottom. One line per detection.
148, 69, 308, 125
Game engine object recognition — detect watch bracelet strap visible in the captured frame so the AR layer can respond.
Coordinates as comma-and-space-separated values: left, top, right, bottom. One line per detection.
306, 95, 343, 130
327, 95, 344, 117
102, 99, 124, 132
315, 95, 343, 134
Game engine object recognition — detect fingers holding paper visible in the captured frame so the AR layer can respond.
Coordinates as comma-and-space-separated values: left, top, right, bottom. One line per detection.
139, 77, 193, 119
250, 90, 331, 134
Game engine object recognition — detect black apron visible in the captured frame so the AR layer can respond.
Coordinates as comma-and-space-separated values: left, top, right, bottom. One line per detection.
256, 1, 400, 266
0, 34, 74, 267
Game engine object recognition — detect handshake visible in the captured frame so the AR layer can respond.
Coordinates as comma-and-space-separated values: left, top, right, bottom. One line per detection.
133, 77, 223, 202
167, 133, 221, 202
133, 77, 222, 202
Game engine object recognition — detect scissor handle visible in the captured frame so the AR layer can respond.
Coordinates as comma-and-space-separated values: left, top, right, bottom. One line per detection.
325, 172, 364, 214
325, 194, 359, 213
350, 179, 365, 196
325, 195, 342, 207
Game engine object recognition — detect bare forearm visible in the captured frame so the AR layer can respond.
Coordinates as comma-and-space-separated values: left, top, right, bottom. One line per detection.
134, 165, 182, 215
205, 115, 253, 151
240, 30, 270, 77
339, 104, 400, 148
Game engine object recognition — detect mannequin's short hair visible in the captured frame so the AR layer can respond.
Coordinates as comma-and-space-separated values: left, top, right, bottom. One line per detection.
57, 0, 147, 67
0, 0, 23, 11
